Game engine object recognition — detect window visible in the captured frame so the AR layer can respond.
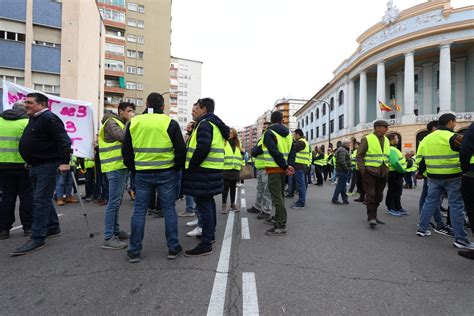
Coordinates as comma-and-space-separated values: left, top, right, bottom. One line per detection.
137, 35, 144, 44
389, 83, 396, 99
127, 2, 137, 11
137, 20, 144, 29
99, 8, 125, 23
316, 108, 320, 119
179, 82, 188, 88
136, 82, 143, 90
138, 4, 145, 13
137, 51, 144, 59
33, 84, 60, 95
305, 116, 308, 125
105, 95, 122, 104
306, 132, 308, 140
125, 97, 136, 103
126, 82, 136, 90
338, 90, 344, 106
298, 122, 300, 129
105, 79, 120, 87
330, 97, 334, 111
436, 70, 440, 90
0, 75, 24, 86
322, 104, 326, 116
34, 40, 60, 48
97, 0, 125, 6
136, 98, 144, 106
137, 67, 144, 75
0, 30, 26, 42
322, 123, 326, 136
301, 119, 304, 128
330, 119, 334, 133
127, 50, 137, 58
127, 34, 137, 43
338, 115, 344, 130
105, 59, 124, 71
310, 112, 313, 123
310, 129, 314, 140
106, 29, 124, 39
105, 43, 124, 56
127, 66, 136, 74
127, 18, 137, 27
414, 74, 419, 93
316, 126, 320, 138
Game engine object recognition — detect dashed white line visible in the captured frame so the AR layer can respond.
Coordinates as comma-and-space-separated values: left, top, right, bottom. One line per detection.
243, 272, 260, 316
241, 217, 250, 240
241, 198, 247, 209
11, 213, 64, 231
207, 211, 235, 316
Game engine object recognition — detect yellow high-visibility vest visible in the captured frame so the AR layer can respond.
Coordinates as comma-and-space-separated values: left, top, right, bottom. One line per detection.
98, 117, 126, 173
417, 129, 461, 176
262, 130, 292, 168
223, 142, 244, 171
185, 120, 225, 170
364, 133, 390, 167
0, 117, 28, 164
295, 138, 311, 166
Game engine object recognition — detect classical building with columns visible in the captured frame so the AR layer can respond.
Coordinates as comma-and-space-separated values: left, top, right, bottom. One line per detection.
295, 0, 473, 152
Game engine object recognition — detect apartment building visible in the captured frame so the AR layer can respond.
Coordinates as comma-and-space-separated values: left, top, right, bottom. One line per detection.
97, 0, 171, 112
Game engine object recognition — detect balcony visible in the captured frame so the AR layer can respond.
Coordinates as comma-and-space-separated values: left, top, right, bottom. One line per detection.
103, 19, 126, 30
105, 52, 125, 61
105, 36, 126, 45
104, 86, 125, 94
105, 69, 125, 77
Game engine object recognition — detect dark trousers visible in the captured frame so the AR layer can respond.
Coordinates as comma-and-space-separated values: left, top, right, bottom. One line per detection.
404, 172, 413, 188
195, 196, 216, 249
268, 173, 286, 228
0, 169, 33, 231
30, 164, 60, 242
357, 170, 365, 199
385, 171, 403, 210
349, 169, 358, 193
315, 165, 324, 185
461, 176, 474, 235
223, 179, 237, 204
362, 171, 387, 220
85, 168, 99, 198
323, 166, 329, 181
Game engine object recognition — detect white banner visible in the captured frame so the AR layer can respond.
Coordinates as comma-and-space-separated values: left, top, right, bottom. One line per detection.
2, 81, 95, 159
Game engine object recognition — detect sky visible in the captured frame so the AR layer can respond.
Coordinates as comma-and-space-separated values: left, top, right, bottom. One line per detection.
170, 0, 472, 128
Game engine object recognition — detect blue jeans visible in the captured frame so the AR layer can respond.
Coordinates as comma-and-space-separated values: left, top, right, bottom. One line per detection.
287, 175, 297, 195
295, 169, 307, 206
419, 178, 444, 227
30, 164, 60, 242
195, 196, 216, 249
419, 178, 468, 242
55, 171, 73, 198
129, 171, 180, 255
185, 195, 195, 212
104, 169, 128, 240
332, 171, 349, 202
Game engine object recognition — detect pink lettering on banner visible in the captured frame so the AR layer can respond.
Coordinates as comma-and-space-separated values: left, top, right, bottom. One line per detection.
70, 137, 83, 150
48, 99, 61, 111
7, 92, 26, 105
65, 121, 77, 133
59, 105, 88, 118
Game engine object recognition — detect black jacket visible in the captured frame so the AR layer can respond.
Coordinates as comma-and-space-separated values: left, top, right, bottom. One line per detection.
0, 107, 28, 169
460, 123, 474, 174
122, 109, 186, 173
181, 113, 230, 197
262, 123, 291, 170
19, 110, 71, 166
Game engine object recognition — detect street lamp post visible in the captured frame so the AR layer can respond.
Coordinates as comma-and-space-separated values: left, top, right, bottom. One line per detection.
311, 99, 332, 149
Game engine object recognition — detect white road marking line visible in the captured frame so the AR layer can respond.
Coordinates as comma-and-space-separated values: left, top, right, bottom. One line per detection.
207, 211, 235, 316
243, 272, 260, 316
11, 213, 64, 231
241, 217, 250, 240
241, 189, 245, 195
241, 198, 247, 209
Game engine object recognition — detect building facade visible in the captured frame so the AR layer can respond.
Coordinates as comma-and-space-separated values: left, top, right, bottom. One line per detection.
295, 0, 474, 152
97, 0, 171, 112
239, 124, 258, 154
170, 56, 202, 132
273, 98, 306, 131
0, 0, 105, 129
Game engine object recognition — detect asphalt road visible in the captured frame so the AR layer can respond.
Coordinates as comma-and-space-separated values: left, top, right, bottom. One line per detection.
0, 178, 473, 315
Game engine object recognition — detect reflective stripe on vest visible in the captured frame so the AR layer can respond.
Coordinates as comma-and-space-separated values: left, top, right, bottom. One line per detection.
364, 134, 390, 167
419, 129, 461, 176
0, 117, 28, 164
223, 142, 244, 171
351, 149, 358, 170
254, 138, 265, 170
295, 138, 311, 166
262, 130, 292, 168
129, 114, 175, 170
185, 120, 225, 170
98, 117, 126, 172
389, 147, 406, 172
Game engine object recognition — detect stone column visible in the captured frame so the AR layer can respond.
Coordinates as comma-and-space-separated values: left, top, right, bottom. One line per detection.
455, 58, 466, 113
422, 63, 433, 115
359, 71, 367, 124
376, 62, 386, 119
402, 51, 416, 123
395, 71, 404, 114
439, 43, 452, 114
348, 79, 355, 127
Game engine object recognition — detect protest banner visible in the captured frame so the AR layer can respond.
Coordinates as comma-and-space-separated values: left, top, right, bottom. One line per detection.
2, 81, 95, 159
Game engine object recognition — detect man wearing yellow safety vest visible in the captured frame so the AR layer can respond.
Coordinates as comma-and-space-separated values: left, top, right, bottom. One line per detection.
417, 113, 474, 250
248, 122, 272, 219
331, 139, 351, 204
290, 129, 310, 209
356, 120, 390, 229
384, 134, 407, 217
313, 146, 325, 186
122, 93, 186, 262
0, 102, 33, 240
98, 102, 136, 250
181, 98, 230, 257
261, 111, 295, 236
459, 122, 474, 259
221, 128, 244, 214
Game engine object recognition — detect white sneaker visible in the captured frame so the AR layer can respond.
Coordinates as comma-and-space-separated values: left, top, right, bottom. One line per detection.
186, 218, 198, 227
187, 226, 202, 237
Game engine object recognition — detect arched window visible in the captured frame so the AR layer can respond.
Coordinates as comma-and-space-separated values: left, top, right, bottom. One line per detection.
310, 112, 314, 123
330, 97, 334, 111
297, 121, 300, 129
338, 90, 344, 106
322, 104, 326, 116
301, 119, 304, 127
316, 108, 320, 119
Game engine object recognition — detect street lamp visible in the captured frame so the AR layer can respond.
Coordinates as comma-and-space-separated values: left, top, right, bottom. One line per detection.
311, 99, 332, 149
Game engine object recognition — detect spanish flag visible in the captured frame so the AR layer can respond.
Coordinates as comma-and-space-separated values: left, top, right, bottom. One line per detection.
379, 100, 393, 112
391, 98, 402, 112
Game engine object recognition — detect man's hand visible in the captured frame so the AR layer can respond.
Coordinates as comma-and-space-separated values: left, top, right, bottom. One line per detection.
286, 165, 295, 176
453, 133, 464, 148
58, 164, 70, 173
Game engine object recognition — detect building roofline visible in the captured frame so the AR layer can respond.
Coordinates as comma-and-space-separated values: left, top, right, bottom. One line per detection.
171, 56, 203, 64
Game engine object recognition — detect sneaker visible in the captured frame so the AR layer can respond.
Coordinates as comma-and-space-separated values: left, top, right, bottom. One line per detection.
247, 207, 260, 214
257, 212, 271, 220
331, 199, 342, 205
101, 236, 127, 250
434, 226, 454, 237
46, 228, 62, 238
230, 203, 240, 212
342, 200, 349, 205
178, 211, 195, 218
11, 239, 45, 256
147, 208, 154, 215
416, 229, 431, 237
186, 218, 199, 227
347, 192, 356, 196
263, 218, 277, 225
65, 196, 79, 203
369, 219, 377, 229
23, 228, 32, 237
97, 199, 108, 206
428, 222, 436, 229
386, 209, 402, 217
167, 245, 183, 260
195, 235, 216, 243
265, 227, 287, 236
458, 250, 474, 260
0, 230, 10, 240
221, 204, 227, 214
128, 252, 141, 263
56, 198, 66, 206
184, 245, 213, 257
398, 208, 409, 216
375, 219, 385, 225
284, 194, 294, 198
291, 203, 305, 210
453, 239, 474, 250
153, 209, 164, 218
115, 230, 130, 240
187, 226, 202, 237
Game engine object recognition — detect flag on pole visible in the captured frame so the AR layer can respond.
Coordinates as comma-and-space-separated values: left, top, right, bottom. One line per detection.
379, 100, 393, 112
391, 98, 401, 112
